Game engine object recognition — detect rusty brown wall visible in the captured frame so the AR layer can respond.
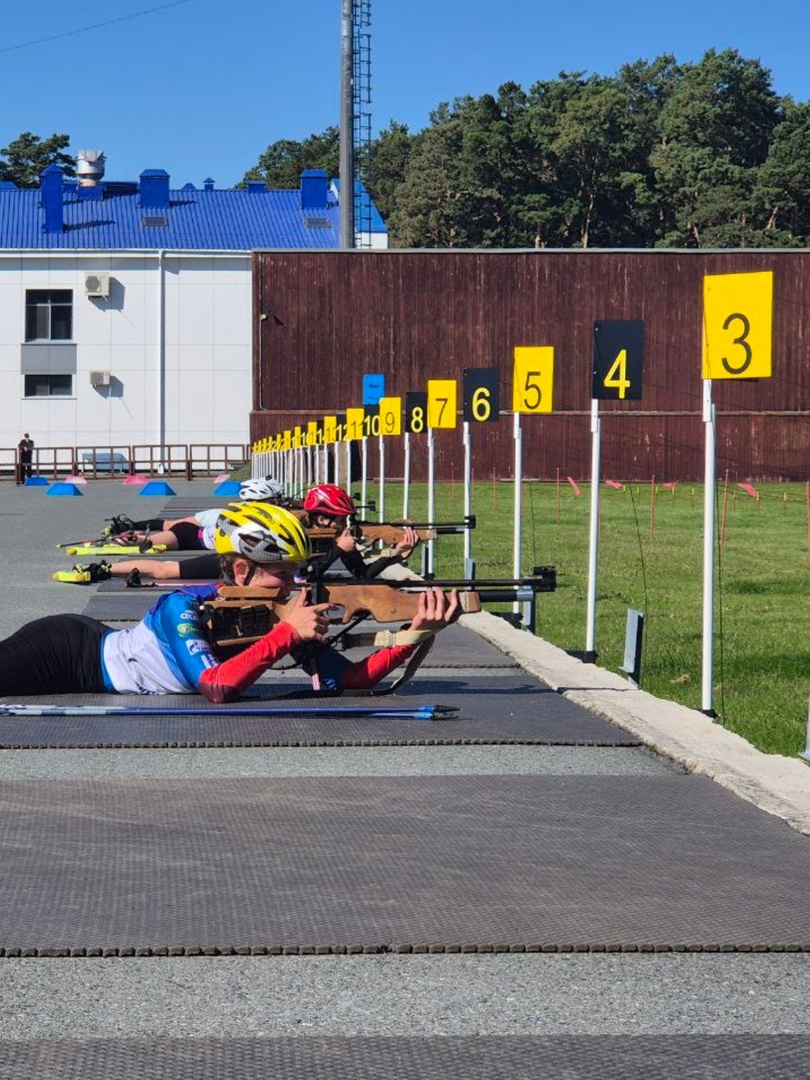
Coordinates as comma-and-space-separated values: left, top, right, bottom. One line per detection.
252, 250, 810, 482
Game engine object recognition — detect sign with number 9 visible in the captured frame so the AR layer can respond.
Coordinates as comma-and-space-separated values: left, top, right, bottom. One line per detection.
703, 271, 773, 380
379, 396, 402, 437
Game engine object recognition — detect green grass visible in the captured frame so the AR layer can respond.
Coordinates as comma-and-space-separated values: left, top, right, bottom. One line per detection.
367, 479, 810, 758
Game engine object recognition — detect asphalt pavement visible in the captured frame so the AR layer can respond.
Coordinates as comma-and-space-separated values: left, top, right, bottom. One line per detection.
0, 477, 807, 1077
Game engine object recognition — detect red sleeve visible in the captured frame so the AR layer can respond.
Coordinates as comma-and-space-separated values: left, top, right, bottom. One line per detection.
198, 621, 301, 703
339, 644, 417, 690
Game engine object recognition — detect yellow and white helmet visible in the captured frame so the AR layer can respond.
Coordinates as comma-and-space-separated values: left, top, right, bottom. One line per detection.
214, 503, 311, 563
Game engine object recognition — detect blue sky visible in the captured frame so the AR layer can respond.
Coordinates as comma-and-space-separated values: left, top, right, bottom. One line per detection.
3, 0, 809, 189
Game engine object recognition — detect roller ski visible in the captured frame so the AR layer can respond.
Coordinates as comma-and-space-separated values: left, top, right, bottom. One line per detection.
64, 531, 166, 557
53, 562, 113, 585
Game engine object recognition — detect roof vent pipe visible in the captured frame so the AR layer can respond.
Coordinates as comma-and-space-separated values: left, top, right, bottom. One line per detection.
77, 149, 105, 187
203, 177, 214, 192
40, 164, 64, 233
300, 169, 328, 209
140, 169, 170, 209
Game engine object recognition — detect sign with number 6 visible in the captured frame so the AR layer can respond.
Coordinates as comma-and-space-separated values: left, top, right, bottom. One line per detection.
463, 367, 500, 423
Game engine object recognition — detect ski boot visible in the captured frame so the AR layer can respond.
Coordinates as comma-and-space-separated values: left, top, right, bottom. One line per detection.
52, 561, 113, 585
124, 568, 158, 588
103, 515, 136, 537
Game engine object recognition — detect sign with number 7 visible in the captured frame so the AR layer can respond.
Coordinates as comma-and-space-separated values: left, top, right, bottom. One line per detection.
513, 346, 554, 413
427, 379, 458, 429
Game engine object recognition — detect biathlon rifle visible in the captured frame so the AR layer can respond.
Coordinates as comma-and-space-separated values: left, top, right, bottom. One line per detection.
200, 570, 555, 649
306, 515, 477, 546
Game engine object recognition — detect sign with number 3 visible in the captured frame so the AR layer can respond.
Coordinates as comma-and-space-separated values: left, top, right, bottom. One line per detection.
703, 271, 773, 380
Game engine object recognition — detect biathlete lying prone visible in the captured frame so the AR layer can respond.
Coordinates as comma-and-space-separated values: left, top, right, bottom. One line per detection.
2, 505, 459, 700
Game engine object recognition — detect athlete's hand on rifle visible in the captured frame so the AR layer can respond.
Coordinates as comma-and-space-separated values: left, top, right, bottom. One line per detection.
408, 587, 462, 633
394, 525, 420, 559
335, 527, 359, 554
280, 588, 333, 643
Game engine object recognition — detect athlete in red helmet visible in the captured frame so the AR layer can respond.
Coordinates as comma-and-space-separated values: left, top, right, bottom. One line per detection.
302, 484, 419, 579
302, 484, 357, 518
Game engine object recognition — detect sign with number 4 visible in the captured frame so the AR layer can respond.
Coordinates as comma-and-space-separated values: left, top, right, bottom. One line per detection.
592, 321, 644, 400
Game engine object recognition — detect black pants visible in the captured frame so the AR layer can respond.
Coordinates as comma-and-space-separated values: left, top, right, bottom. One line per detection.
0, 615, 109, 695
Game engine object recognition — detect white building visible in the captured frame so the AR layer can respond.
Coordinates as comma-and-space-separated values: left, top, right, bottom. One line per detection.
0, 154, 387, 461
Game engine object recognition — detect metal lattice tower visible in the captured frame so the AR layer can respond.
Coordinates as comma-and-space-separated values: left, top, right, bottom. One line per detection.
352, 0, 372, 246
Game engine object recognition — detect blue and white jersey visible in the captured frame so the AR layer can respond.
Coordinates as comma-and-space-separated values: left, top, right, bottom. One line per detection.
100, 585, 219, 694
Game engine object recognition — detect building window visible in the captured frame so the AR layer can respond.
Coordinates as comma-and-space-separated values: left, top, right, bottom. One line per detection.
25, 290, 73, 341
24, 373, 73, 397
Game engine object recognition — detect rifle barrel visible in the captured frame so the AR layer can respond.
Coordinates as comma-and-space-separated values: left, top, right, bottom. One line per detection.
311, 573, 556, 592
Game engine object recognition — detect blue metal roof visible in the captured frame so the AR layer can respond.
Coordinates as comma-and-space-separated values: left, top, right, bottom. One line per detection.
331, 178, 387, 233
0, 181, 350, 250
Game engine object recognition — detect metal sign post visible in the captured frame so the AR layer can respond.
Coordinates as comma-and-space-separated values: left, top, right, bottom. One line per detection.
426, 426, 436, 577
588, 320, 646, 661
702, 378, 716, 715
403, 432, 411, 518
512, 410, 522, 615
585, 398, 601, 662
701, 271, 773, 716
462, 367, 500, 580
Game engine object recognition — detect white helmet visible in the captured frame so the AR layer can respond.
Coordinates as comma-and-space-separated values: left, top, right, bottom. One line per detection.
239, 476, 284, 502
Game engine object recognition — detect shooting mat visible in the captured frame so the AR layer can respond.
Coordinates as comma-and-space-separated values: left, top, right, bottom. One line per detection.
0, 1036, 803, 1080
0, 775, 806, 954
0, 676, 638, 748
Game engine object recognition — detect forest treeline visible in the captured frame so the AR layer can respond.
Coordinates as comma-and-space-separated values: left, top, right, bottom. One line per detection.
4, 49, 809, 250
245, 49, 810, 249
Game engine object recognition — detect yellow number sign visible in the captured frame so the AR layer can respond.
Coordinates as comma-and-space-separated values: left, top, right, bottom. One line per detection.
427, 380, 457, 429
703, 271, 773, 380
379, 396, 402, 436
322, 415, 337, 444
513, 347, 554, 413
345, 407, 365, 441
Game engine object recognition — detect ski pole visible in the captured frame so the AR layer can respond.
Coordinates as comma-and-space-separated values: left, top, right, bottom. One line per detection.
0, 703, 460, 721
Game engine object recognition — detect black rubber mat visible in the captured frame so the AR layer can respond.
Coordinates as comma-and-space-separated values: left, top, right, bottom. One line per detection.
0, 677, 636, 747
0, 1036, 804, 1080
0, 775, 807, 954
81, 592, 156, 620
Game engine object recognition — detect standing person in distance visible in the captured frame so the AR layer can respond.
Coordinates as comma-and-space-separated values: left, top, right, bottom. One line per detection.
17, 434, 34, 484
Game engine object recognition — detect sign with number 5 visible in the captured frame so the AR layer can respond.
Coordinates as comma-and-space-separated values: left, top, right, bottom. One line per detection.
703, 271, 773, 380
513, 346, 554, 413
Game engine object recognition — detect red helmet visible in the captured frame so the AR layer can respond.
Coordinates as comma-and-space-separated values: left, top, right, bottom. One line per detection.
303, 484, 356, 517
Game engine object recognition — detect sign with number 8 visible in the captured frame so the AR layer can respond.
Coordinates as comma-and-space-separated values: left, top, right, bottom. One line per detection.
405, 391, 428, 434
703, 271, 773, 380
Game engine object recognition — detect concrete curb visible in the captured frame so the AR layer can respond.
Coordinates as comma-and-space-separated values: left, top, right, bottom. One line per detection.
460, 611, 810, 836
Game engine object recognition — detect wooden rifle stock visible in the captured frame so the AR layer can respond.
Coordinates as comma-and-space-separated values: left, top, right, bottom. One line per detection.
199, 570, 555, 649
200, 581, 482, 649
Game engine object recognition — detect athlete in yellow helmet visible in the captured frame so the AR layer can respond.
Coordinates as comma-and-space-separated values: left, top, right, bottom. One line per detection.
3, 504, 460, 699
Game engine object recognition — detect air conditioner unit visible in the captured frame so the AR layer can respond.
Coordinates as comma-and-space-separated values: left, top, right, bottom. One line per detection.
85, 272, 110, 298
89, 369, 111, 387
